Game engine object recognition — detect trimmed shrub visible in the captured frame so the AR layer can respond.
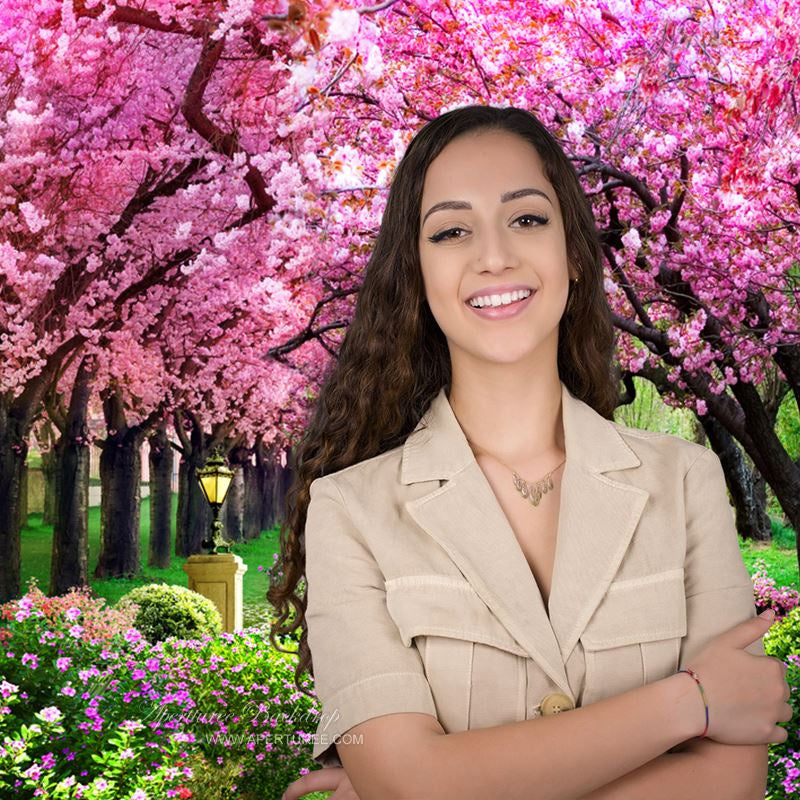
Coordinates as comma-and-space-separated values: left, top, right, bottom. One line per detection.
763, 606, 800, 799
116, 583, 222, 644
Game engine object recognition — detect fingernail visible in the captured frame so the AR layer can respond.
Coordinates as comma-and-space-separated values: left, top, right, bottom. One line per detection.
759, 608, 774, 620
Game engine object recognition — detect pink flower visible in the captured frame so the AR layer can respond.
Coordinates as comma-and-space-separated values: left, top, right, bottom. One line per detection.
22, 653, 39, 669
38, 706, 63, 723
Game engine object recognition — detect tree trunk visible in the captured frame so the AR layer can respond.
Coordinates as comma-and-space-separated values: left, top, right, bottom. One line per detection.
94, 432, 144, 579
243, 457, 262, 539
41, 445, 57, 525
49, 355, 94, 595
147, 424, 173, 569
176, 456, 186, 557
276, 446, 294, 526
0, 398, 27, 601
224, 445, 249, 544
701, 415, 771, 544
49, 438, 91, 595
257, 440, 278, 532
176, 449, 211, 557
18, 464, 28, 530
224, 467, 244, 543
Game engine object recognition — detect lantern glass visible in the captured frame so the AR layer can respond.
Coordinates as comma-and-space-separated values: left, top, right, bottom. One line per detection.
199, 471, 233, 506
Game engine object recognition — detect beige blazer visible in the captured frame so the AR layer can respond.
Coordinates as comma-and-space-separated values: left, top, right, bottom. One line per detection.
303, 381, 763, 768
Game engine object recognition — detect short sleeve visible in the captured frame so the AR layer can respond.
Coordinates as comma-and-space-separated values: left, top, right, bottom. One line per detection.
304, 476, 437, 768
679, 447, 764, 669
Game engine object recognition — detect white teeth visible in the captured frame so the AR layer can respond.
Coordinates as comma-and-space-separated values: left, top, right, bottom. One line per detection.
468, 289, 532, 308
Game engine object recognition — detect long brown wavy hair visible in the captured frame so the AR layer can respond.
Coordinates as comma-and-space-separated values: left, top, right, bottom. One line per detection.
266, 104, 620, 696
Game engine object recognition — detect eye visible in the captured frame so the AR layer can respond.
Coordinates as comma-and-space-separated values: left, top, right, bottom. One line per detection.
513, 213, 549, 227
427, 227, 466, 243
426, 214, 550, 243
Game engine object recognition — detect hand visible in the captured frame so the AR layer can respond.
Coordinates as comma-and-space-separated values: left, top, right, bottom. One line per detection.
683, 610, 793, 745
282, 766, 361, 800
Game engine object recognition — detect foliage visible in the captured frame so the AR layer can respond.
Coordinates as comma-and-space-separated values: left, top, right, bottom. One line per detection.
0, 577, 139, 651
153, 625, 322, 800
0, 583, 195, 799
763, 614, 800, 799
115, 584, 222, 645
0, 689, 190, 800
764, 605, 800, 673
0, 579, 328, 799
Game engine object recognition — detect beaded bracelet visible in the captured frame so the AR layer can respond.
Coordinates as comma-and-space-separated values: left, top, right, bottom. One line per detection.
676, 666, 709, 738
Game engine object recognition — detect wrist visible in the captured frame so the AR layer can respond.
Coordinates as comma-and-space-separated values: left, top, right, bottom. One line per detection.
659, 671, 708, 744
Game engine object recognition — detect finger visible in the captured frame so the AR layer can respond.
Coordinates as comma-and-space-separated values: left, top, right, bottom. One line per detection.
283, 768, 346, 800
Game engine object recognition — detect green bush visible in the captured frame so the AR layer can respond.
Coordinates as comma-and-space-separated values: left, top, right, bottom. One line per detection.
763, 608, 800, 800
764, 604, 800, 664
116, 583, 222, 644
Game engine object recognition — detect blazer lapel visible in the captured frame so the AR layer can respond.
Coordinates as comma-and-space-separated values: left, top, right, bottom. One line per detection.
400, 381, 650, 698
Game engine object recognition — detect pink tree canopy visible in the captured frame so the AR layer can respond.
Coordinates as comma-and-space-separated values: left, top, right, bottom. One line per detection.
1, 0, 799, 598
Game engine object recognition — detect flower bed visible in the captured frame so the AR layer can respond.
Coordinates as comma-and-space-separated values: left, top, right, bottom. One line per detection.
0, 579, 324, 800
2, 564, 797, 799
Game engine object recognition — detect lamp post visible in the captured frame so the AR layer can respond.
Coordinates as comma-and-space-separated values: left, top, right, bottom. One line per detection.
195, 447, 235, 555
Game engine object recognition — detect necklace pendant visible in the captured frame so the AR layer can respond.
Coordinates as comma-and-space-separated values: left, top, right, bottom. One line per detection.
512, 466, 562, 508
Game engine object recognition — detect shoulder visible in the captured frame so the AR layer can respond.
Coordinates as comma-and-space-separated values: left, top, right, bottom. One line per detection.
609, 418, 714, 478
309, 441, 407, 505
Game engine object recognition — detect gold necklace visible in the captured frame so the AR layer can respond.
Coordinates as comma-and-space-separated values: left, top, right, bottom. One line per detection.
468, 440, 566, 507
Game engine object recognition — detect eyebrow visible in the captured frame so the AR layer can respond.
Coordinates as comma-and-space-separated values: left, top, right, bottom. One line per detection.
421, 187, 553, 226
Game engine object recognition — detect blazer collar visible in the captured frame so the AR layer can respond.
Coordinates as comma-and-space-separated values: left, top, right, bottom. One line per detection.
400, 381, 649, 699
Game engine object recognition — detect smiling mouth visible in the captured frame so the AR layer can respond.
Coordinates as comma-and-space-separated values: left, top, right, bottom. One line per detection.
465, 289, 537, 319
466, 290, 536, 309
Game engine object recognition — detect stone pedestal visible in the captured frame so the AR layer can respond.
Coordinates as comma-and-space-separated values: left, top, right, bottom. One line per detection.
183, 553, 248, 633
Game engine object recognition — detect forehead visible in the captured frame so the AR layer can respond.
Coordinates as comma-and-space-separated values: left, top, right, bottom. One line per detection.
422, 129, 550, 197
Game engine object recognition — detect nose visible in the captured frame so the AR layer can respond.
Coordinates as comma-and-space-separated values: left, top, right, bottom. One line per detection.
474, 225, 520, 273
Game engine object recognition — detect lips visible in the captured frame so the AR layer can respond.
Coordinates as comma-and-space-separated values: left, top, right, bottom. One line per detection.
466, 289, 536, 320
465, 285, 534, 303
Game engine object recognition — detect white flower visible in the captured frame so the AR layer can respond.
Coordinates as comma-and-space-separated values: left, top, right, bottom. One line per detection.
175, 221, 193, 240
621, 228, 642, 253
567, 120, 585, 141
19, 202, 49, 233
326, 8, 360, 43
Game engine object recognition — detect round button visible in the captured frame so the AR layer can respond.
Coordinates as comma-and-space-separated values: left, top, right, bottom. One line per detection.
540, 692, 575, 715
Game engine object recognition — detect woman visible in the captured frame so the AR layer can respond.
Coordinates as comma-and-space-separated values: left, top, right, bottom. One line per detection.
269, 105, 791, 800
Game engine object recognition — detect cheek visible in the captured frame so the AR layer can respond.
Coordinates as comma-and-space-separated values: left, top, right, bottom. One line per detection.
420, 263, 457, 314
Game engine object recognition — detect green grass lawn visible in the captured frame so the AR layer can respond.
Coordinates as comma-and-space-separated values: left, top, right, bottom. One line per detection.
19, 494, 283, 625
739, 515, 799, 593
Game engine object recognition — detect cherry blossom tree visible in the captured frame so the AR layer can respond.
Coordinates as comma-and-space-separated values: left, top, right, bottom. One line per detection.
3, 0, 799, 600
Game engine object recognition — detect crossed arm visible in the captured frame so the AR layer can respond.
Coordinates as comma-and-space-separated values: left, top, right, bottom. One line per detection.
290, 737, 768, 800
574, 738, 768, 800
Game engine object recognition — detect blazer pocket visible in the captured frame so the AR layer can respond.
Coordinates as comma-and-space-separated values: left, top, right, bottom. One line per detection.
386, 576, 528, 732
580, 568, 687, 705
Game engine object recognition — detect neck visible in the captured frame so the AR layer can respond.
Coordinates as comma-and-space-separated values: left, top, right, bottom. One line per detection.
447, 369, 565, 471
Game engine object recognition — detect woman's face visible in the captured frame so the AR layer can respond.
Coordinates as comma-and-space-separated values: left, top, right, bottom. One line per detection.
418, 128, 575, 369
